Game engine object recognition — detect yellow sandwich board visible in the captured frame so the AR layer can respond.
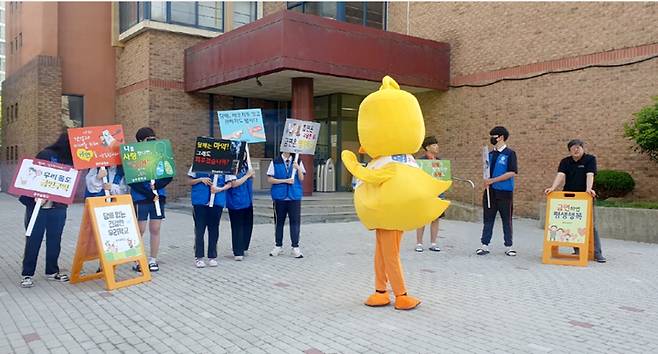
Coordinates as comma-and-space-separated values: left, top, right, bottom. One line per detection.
542, 192, 595, 266
70, 195, 151, 290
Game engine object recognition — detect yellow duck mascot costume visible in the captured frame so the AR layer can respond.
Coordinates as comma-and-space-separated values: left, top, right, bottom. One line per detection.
341, 76, 451, 310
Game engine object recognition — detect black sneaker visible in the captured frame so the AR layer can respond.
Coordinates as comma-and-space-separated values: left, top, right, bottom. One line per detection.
132, 263, 141, 272
149, 261, 159, 272
595, 256, 607, 263
46, 273, 69, 282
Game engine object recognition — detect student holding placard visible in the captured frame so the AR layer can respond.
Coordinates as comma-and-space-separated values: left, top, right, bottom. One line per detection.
187, 167, 231, 268
414, 136, 446, 253
18, 133, 74, 288
267, 152, 306, 258
226, 153, 255, 261
128, 128, 173, 272
85, 166, 128, 197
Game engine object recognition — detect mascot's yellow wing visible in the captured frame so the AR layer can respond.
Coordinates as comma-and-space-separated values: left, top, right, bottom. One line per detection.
341, 150, 393, 185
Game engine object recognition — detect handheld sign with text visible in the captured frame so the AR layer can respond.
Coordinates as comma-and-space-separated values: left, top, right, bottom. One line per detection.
71, 195, 151, 290
417, 159, 452, 181
120, 140, 176, 184
217, 109, 266, 143
192, 137, 246, 175
542, 192, 595, 267
279, 118, 321, 182
68, 125, 125, 169
8, 158, 82, 236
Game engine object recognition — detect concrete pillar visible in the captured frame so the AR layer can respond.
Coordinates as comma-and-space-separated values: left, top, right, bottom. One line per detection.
291, 77, 314, 196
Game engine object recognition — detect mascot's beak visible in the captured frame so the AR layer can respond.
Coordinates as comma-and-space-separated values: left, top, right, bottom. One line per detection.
358, 146, 366, 154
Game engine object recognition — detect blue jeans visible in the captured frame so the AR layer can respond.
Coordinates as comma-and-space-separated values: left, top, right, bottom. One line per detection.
22, 207, 67, 277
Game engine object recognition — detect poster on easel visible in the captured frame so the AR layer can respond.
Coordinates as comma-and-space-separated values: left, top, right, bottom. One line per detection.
8, 158, 81, 236
542, 192, 595, 267
70, 195, 151, 290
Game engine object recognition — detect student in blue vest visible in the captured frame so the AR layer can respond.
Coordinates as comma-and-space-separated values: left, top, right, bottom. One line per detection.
267, 152, 306, 258
476, 126, 519, 257
188, 166, 231, 268
85, 166, 128, 197
129, 127, 172, 272
19, 133, 73, 288
225, 153, 256, 261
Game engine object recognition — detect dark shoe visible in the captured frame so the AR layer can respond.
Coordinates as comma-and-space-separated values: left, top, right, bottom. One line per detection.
595, 256, 607, 263
20, 276, 34, 288
46, 273, 69, 282
476, 248, 489, 255
149, 261, 159, 272
132, 263, 141, 272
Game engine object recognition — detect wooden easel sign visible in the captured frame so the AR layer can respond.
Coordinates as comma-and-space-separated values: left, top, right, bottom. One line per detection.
542, 192, 595, 267
71, 195, 151, 290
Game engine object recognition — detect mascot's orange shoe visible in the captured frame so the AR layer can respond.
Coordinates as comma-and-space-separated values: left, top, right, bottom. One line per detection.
394, 294, 421, 310
364, 291, 391, 307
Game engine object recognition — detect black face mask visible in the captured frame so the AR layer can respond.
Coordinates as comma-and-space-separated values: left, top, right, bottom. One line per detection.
490, 137, 499, 145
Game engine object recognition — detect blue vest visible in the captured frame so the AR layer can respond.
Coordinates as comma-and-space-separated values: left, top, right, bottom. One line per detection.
190, 173, 227, 207
226, 170, 253, 210
270, 157, 303, 201
131, 182, 168, 202
85, 167, 125, 198
489, 149, 515, 192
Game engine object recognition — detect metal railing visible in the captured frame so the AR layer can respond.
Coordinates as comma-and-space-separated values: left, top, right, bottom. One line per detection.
452, 176, 477, 209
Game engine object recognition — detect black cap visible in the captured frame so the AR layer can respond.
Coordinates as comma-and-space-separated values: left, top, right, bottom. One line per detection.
567, 139, 584, 150
422, 136, 438, 149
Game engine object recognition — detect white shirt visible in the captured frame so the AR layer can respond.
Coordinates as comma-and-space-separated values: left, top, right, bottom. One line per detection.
495, 144, 507, 152
266, 154, 306, 177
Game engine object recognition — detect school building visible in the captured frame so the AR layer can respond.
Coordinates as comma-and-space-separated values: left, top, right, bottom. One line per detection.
2, 2, 657, 217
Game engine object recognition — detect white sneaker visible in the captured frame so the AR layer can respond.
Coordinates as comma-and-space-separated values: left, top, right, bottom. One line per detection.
292, 247, 304, 259
269, 246, 283, 257
243, 250, 249, 256
415, 244, 424, 252
207, 258, 218, 267
195, 259, 206, 268
234, 256, 244, 261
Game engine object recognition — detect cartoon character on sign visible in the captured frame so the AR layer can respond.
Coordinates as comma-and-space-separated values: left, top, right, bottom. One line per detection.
248, 125, 266, 140
549, 225, 558, 241
20, 167, 41, 186
100, 128, 123, 149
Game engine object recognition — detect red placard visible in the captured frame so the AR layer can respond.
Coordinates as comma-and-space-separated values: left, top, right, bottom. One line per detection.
68, 125, 125, 169
8, 158, 82, 204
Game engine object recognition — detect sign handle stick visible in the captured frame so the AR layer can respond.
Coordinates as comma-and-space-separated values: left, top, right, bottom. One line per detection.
100, 166, 111, 198
151, 180, 162, 216
486, 187, 491, 209
208, 174, 219, 208
25, 198, 44, 237
246, 143, 253, 171
290, 153, 300, 183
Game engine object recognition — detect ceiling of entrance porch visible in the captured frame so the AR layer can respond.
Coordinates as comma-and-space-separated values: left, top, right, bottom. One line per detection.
200, 70, 432, 101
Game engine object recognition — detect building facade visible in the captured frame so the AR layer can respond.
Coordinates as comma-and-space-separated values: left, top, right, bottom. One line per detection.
2, 1, 657, 217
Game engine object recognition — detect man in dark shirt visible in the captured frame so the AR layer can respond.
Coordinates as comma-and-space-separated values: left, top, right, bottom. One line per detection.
544, 139, 606, 263
477, 126, 518, 257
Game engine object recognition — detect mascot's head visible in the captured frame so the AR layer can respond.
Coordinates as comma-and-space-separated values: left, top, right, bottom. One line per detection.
357, 76, 425, 159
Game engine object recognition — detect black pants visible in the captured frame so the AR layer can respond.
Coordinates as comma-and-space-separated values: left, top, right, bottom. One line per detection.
22, 207, 67, 277
481, 191, 514, 247
193, 205, 222, 259
274, 200, 301, 248
229, 206, 254, 256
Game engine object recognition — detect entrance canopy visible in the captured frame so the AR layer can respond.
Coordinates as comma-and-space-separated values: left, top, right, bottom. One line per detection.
184, 10, 450, 99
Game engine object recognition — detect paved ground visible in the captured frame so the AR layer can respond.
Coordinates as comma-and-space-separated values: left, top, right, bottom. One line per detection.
0, 192, 657, 354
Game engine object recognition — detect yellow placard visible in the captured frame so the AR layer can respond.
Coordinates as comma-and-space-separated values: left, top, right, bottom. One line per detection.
542, 192, 595, 267
70, 195, 151, 290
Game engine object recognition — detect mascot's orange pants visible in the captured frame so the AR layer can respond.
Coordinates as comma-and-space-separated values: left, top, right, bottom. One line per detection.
374, 229, 406, 295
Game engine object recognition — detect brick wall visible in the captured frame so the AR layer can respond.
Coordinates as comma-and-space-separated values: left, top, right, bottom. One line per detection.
263, 2, 286, 16
1, 56, 63, 192
384, 2, 658, 216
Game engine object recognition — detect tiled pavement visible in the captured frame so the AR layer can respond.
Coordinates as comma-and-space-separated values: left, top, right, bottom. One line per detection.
0, 193, 657, 353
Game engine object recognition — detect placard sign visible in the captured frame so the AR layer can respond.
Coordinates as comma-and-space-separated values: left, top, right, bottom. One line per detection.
94, 204, 142, 261
542, 192, 595, 267
279, 119, 321, 155
68, 125, 125, 169
217, 109, 266, 143
8, 158, 81, 204
120, 140, 176, 184
417, 159, 452, 181
192, 137, 246, 175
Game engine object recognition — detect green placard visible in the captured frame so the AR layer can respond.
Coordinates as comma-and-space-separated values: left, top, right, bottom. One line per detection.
120, 140, 176, 184
417, 159, 451, 181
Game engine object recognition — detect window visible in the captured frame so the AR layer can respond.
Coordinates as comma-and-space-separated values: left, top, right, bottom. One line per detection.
9, 40, 12, 54
0, 25, 4, 41
6, 107, 10, 123
62, 95, 84, 128
119, 2, 140, 32
0, 42, 5, 56
13, 145, 18, 161
198, 2, 223, 30
150, 1, 166, 21
170, 2, 196, 25
18, 32, 22, 48
233, 2, 256, 29
0, 57, 4, 72
287, 2, 386, 29
14, 103, 18, 122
